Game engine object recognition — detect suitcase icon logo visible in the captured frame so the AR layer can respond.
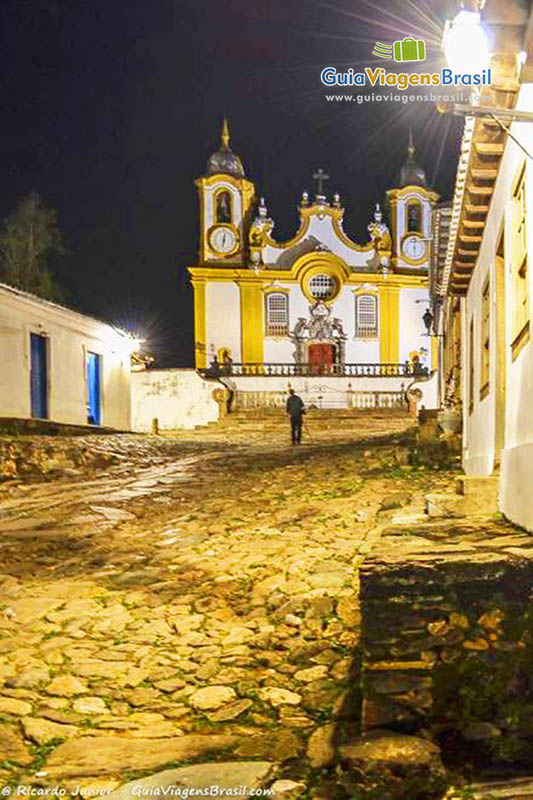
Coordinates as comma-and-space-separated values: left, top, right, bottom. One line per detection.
372, 37, 426, 63
393, 37, 426, 62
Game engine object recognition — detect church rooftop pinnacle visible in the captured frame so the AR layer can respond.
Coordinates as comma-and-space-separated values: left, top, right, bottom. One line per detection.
398, 129, 427, 188
206, 118, 245, 179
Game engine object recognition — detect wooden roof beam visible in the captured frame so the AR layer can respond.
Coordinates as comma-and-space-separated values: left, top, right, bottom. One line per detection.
467, 185, 494, 195
459, 234, 483, 243
475, 141, 505, 156
465, 204, 489, 214
471, 168, 499, 180
463, 220, 486, 229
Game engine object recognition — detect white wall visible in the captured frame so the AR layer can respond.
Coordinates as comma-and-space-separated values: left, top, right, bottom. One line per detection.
460, 84, 533, 483
461, 257, 496, 476
263, 283, 305, 363
457, 82, 533, 530
205, 282, 242, 361
0, 285, 131, 429
131, 370, 221, 431
399, 287, 432, 368
337, 285, 381, 363
262, 284, 427, 365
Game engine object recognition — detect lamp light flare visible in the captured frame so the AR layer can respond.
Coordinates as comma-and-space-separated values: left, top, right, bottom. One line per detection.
126, 333, 145, 354
443, 10, 490, 74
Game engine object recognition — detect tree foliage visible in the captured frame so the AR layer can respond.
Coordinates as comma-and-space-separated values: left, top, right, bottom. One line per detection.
0, 192, 65, 301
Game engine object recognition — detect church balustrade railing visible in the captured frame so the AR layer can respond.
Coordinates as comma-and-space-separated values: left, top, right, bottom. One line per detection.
199, 362, 429, 379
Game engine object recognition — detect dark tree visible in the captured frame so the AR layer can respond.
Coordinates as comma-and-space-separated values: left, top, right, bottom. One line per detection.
0, 192, 65, 301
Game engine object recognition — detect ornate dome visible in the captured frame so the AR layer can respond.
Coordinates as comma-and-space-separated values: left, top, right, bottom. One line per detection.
206, 119, 245, 178
398, 130, 427, 188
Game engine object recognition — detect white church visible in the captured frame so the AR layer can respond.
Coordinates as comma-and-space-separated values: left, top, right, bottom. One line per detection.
189, 122, 438, 396
188, 122, 439, 408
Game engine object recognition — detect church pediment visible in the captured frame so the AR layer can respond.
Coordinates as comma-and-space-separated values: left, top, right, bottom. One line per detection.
262, 206, 374, 270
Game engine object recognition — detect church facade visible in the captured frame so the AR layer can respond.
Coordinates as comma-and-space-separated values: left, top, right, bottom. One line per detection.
189, 122, 439, 377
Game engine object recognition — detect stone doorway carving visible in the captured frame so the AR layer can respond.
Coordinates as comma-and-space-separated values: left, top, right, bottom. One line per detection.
291, 300, 347, 369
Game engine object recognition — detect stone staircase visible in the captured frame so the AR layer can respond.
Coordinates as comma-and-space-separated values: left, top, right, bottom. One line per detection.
215, 407, 413, 437
165, 407, 415, 445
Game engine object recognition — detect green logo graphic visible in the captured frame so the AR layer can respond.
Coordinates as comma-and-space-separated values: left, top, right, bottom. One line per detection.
372, 37, 426, 63
373, 42, 393, 59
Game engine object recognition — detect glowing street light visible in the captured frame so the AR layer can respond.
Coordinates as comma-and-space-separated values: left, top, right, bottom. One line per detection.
443, 10, 490, 74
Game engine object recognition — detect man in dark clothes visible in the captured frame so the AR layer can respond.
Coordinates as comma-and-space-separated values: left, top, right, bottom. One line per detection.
286, 388, 305, 445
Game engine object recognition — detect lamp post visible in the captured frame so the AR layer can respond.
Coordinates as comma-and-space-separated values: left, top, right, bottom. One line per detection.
422, 308, 434, 336
439, 3, 533, 157
442, 7, 490, 74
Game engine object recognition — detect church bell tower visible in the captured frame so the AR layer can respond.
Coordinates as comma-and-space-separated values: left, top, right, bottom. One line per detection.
195, 120, 256, 266
386, 131, 439, 271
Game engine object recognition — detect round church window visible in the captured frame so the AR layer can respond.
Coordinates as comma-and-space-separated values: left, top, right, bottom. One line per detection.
308, 274, 336, 299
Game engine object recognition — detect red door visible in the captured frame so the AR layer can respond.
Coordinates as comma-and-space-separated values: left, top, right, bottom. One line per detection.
309, 344, 335, 375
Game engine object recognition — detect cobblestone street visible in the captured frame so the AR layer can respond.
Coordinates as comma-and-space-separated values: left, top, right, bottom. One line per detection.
0, 411, 462, 795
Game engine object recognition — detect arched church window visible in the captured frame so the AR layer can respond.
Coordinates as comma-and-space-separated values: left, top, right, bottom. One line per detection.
266, 293, 289, 336
309, 274, 336, 300
407, 201, 422, 233
216, 191, 232, 224
355, 294, 378, 339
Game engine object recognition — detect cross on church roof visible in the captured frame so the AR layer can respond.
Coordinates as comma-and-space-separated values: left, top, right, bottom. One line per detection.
312, 168, 330, 198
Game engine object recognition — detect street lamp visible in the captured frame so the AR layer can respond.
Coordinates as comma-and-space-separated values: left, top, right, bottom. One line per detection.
443, 9, 490, 74
423, 308, 434, 335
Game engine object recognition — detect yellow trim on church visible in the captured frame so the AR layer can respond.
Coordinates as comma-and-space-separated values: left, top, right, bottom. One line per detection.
431, 334, 438, 372
386, 185, 440, 203
188, 265, 428, 290
191, 278, 207, 368
379, 286, 400, 363
240, 282, 264, 363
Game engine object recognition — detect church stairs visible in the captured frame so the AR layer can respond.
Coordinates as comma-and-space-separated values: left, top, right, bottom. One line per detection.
201, 407, 414, 442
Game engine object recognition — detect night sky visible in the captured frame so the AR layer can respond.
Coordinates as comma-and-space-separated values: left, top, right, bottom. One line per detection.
0, 0, 464, 366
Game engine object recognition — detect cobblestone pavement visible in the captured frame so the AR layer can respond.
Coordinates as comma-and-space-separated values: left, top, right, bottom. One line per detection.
0, 411, 461, 795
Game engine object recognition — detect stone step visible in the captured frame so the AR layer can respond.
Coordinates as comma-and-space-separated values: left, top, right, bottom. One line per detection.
425, 490, 499, 518
456, 474, 499, 498
468, 776, 533, 798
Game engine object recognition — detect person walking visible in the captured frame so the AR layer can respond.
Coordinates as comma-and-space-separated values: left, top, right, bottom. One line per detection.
286, 388, 305, 445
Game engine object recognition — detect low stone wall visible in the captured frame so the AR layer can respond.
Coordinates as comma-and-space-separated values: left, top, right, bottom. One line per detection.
131, 370, 222, 431
0, 435, 118, 480
0, 417, 124, 437
360, 517, 533, 769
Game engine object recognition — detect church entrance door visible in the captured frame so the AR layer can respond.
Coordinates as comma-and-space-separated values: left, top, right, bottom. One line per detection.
309, 343, 335, 375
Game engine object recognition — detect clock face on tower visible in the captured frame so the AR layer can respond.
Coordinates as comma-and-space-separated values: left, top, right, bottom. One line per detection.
208, 225, 239, 256
402, 235, 426, 263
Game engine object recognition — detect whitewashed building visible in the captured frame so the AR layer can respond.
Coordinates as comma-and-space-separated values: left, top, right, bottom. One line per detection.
433, 10, 533, 530
0, 282, 133, 429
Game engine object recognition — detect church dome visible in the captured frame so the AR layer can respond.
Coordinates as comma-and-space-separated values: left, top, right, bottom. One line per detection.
398, 131, 427, 188
206, 119, 245, 178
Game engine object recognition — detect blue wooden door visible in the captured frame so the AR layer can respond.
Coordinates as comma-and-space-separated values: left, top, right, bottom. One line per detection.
86, 352, 102, 426
30, 333, 48, 419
